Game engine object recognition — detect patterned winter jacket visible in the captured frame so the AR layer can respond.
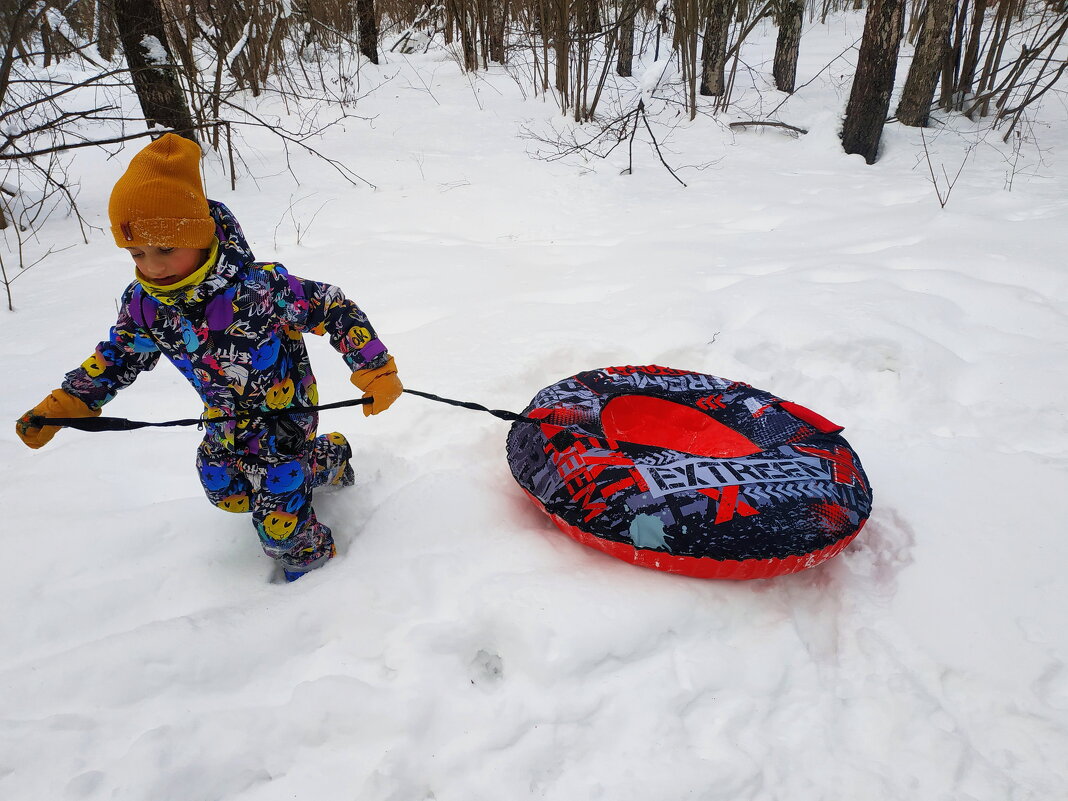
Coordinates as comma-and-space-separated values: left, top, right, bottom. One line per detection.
63, 201, 390, 460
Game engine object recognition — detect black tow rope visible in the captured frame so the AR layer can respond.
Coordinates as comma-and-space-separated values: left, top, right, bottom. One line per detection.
401, 389, 536, 423
30, 388, 541, 433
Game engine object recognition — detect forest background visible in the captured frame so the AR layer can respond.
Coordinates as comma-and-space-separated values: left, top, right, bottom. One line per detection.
3, 0, 1067, 272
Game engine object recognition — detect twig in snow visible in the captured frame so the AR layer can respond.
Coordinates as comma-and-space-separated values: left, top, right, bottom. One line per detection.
638, 100, 686, 187
524, 100, 686, 186
767, 37, 863, 118
919, 128, 970, 209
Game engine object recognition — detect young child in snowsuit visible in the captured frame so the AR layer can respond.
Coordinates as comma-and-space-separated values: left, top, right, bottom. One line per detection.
15, 133, 402, 581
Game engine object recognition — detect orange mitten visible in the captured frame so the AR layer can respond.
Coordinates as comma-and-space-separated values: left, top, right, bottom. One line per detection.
15, 389, 100, 449
350, 357, 403, 417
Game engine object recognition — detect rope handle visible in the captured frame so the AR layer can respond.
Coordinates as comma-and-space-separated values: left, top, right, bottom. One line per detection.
28, 389, 542, 433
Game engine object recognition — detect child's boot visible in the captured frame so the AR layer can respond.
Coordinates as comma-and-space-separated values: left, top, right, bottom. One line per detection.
281, 526, 337, 582
283, 541, 337, 582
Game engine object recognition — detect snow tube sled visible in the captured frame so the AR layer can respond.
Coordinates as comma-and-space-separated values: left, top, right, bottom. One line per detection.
506, 366, 873, 579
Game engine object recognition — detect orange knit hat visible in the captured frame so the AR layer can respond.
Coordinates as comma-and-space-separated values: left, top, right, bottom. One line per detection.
108, 133, 215, 249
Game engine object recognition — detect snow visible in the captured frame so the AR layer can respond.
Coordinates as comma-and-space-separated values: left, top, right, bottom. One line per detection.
3, 17, 1068, 801
225, 21, 253, 70
139, 35, 169, 67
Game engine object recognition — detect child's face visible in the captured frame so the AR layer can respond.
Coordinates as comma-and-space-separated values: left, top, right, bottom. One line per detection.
126, 246, 205, 286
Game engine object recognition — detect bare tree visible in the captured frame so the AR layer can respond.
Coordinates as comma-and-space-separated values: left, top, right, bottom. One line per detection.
113, 0, 196, 138
617, 3, 636, 77
675, 0, 702, 118
841, 0, 906, 163
357, 0, 381, 64
701, 0, 735, 95
954, 0, 988, 104
490, 0, 508, 63
897, 0, 957, 126
772, 0, 805, 93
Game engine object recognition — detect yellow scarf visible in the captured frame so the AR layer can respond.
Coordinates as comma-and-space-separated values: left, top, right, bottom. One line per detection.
136, 237, 220, 303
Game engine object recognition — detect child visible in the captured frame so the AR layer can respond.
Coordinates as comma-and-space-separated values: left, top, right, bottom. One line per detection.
15, 133, 402, 581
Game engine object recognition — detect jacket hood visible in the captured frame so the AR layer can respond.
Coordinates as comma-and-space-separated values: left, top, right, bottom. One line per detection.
211, 200, 255, 267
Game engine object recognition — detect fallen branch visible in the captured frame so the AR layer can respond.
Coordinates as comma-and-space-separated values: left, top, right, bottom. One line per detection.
729, 120, 808, 136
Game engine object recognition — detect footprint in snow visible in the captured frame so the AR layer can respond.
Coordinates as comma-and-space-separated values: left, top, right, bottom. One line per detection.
470, 649, 504, 686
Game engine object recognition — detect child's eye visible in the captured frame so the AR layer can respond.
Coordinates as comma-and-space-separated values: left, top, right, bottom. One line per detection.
158, 248, 175, 254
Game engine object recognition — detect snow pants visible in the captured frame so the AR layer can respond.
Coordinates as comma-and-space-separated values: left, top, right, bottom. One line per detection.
196, 432, 352, 573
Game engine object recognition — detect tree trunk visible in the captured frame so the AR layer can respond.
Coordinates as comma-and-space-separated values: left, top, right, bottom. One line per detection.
95, 0, 118, 61
460, 8, 478, 71
955, 0, 987, 103
113, 0, 196, 139
906, 0, 925, 42
338, 0, 356, 34
489, 0, 507, 63
357, 0, 380, 65
553, 0, 568, 99
580, 0, 600, 33
700, 0, 733, 96
40, 15, 54, 67
772, 0, 805, 93
896, 0, 956, 126
941, 0, 966, 108
617, 8, 635, 77
970, 0, 1011, 117
841, 0, 905, 163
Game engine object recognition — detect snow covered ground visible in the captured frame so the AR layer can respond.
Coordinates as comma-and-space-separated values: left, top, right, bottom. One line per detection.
2, 16, 1067, 801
